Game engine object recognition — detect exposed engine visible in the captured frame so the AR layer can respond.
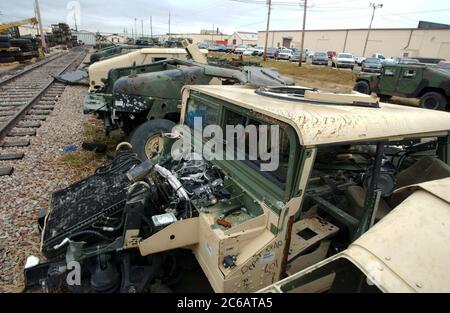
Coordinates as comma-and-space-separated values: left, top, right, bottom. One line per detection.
28, 145, 231, 293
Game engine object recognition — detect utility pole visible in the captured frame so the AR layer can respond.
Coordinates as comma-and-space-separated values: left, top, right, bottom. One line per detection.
141, 19, 144, 38
150, 16, 153, 38
212, 24, 214, 42
362, 3, 383, 57
34, 0, 47, 49
263, 0, 272, 61
298, 0, 307, 67
134, 18, 137, 41
168, 12, 171, 40
73, 11, 78, 31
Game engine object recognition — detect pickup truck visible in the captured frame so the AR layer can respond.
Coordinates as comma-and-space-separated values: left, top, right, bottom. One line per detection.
354, 63, 450, 111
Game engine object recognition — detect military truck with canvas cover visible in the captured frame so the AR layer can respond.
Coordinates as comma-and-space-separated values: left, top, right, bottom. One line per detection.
354, 63, 450, 111
25, 86, 450, 293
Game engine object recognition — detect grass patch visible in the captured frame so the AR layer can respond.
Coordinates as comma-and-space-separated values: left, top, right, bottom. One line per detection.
208, 52, 355, 93
57, 118, 126, 178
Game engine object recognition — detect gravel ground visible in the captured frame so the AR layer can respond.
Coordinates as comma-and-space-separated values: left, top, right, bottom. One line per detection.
0, 82, 91, 292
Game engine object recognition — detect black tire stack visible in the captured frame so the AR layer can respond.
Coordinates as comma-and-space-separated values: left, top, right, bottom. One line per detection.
10, 38, 34, 61
0, 34, 16, 64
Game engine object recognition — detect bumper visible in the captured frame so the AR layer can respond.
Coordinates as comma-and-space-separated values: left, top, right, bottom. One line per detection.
278, 55, 291, 60
84, 93, 111, 114
312, 60, 328, 65
362, 67, 382, 73
337, 63, 354, 68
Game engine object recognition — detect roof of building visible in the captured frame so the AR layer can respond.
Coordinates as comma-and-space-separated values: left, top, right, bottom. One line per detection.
234, 31, 258, 41
184, 85, 450, 146
258, 27, 450, 33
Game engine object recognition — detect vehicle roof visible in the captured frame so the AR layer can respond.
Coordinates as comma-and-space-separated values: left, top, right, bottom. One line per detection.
185, 85, 450, 146
344, 177, 450, 292
139, 48, 208, 54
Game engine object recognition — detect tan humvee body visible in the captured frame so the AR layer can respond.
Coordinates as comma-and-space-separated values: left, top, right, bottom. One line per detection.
259, 177, 450, 293
135, 85, 450, 293
88, 47, 208, 91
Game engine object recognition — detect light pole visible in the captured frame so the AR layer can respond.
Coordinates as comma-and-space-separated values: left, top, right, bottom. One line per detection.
362, 3, 383, 57
263, 0, 272, 61
298, 0, 307, 67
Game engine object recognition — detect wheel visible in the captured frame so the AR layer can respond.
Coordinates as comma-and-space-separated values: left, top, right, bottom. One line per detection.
0, 56, 15, 63
353, 80, 371, 94
0, 42, 11, 48
419, 91, 447, 111
129, 119, 176, 160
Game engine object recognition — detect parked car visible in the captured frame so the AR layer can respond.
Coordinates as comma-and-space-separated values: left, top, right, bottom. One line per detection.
197, 42, 209, 49
372, 53, 386, 60
394, 57, 419, 65
242, 47, 256, 56
310, 51, 328, 65
437, 61, 450, 70
361, 57, 383, 73
208, 44, 227, 52
265, 47, 279, 58
253, 46, 264, 56
331, 52, 356, 69
290, 51, 301, 62
226, 44, 236, 53
233, 45, 247, 54
277, 48, 293, 60
355, 56, 366, 66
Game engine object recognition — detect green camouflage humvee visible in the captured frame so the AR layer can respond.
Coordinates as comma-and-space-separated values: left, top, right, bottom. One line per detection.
354, 63, 450, 111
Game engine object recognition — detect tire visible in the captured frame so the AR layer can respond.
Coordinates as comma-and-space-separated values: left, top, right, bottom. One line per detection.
0, 56, 15, 63
0, 42, 11, 48
129, 119, 177, 160
353, 81, 371, 94
419, 91, 447, 111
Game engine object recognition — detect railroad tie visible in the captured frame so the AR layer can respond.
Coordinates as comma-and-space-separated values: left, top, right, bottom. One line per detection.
25, 115, 47, 121
0, 139, 30, 147
0, 165, 13, 176
0, 152, 24, 160
17, 121, 41, 128
8, 129, 36, 137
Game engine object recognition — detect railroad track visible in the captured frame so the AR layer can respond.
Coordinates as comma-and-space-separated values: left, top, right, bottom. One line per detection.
0, 48, 87, 176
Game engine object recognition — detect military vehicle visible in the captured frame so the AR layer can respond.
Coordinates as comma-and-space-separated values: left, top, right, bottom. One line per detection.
354, 63, 450, 111
85, 45, 292, 160
259, 178, 450, 293
88, 47, 209, 92
25, 85, 450, 293
89, 44, 154, 64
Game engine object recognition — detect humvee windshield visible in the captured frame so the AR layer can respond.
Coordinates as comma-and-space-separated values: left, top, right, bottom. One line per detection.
185, 95, 297, 197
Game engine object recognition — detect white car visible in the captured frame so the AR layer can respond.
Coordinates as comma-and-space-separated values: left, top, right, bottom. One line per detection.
234, 46, 248, 54
277, 49, 293, 60
331, 53, 356, 69
242, 48, 255, 56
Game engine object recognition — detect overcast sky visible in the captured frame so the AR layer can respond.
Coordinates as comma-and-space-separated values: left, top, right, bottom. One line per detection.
1, 0, 449, 35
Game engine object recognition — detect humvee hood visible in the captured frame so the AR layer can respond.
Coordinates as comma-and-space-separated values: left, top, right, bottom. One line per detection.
183, 85, 450, 146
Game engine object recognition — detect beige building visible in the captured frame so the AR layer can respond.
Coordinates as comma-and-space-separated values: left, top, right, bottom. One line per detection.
161, 33, 229, 44
228, 31, 258, 46
258, 27, 450, 60
106, 34, 127, 44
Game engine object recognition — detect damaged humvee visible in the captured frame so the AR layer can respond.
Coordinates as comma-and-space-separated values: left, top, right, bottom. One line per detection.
25, 86, 450, 293
84, 43, 292, 160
